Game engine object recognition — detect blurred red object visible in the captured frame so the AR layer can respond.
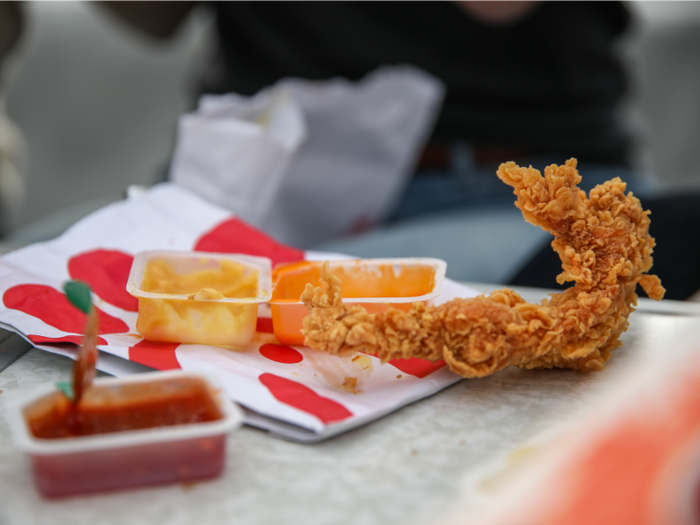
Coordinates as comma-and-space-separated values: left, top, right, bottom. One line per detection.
457, 325, 700, 525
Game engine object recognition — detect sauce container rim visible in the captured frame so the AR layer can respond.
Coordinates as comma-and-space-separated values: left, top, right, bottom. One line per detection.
270, 257, 447, 305
126, 250, 272, 303
5, 370, 244, 456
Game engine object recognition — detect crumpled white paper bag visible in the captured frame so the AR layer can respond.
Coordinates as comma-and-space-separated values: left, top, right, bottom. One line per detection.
171, 65, 444, 248
171, 88, 306, 232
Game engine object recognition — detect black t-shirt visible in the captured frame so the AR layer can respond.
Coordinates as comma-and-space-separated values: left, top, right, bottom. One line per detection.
204, 2, 631, 165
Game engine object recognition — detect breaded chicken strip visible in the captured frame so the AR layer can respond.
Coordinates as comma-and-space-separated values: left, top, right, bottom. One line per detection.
301, 159, 664, 378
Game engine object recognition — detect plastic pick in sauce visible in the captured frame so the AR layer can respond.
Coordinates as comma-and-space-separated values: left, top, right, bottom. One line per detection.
62, 280, 98, 403
64, 280, 92, 315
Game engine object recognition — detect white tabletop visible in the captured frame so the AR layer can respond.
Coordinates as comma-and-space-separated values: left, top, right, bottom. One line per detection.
1, 287, 698, 525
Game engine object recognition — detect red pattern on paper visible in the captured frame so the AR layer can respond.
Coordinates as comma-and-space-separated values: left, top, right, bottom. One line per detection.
28, 334, 108, 346
128, 340, 181, 370
259, 343, 303, 364
259, 373, 352, 424
386, 357, 446, 378
193, 217, 304, 267
256, 317, 273, 334
68, 249, 138, 311
3, 284, 129, 335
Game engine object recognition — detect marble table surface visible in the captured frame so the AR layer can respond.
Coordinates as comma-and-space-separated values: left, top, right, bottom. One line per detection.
1, 287, 698, 525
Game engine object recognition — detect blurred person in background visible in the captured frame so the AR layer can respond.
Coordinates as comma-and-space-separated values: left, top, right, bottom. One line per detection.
100, 1, 642, 204
0, 1, 26, 236
0, 3, 23, 65
2, 2, 698, 299
103, 1, 700, 300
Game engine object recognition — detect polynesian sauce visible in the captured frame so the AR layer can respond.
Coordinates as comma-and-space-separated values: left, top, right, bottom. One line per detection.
271, 260, 437, 302
270, 260, 438, 345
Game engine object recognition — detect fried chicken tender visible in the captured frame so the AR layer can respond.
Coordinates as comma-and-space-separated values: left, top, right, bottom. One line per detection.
301, 159, 665, 378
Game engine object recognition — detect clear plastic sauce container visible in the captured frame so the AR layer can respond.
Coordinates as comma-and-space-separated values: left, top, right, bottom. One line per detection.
127, 251, 272, 346
270, 258, 446, 345
6, 371, 244, 498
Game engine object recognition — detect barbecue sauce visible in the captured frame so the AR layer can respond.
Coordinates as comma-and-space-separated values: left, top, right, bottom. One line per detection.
27, 377, 222, 439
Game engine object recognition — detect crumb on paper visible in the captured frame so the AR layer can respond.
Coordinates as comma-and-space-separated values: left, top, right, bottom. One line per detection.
342, 376, 361, 394
181, 481, 199, 491
351, 354, 374, 372
459, 439, 465, 446
396, 374, 402, 379
410, 449, 418, 456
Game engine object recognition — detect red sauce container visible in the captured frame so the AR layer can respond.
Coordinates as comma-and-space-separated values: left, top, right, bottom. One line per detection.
7, 371, 243, 498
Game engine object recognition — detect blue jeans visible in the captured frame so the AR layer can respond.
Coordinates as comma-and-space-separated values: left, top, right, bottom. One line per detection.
390, 153, 659, 222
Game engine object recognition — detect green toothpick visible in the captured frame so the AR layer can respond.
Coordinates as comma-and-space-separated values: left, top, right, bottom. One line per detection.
64, 280, 93, 314
55, 381, 75, 401
58, 280, 98, 403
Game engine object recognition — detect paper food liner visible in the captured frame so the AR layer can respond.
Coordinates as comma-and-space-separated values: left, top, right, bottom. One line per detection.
0, 184, 477, 442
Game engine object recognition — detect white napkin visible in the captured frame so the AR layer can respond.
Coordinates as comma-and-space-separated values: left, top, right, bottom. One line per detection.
171, 65, 445, 248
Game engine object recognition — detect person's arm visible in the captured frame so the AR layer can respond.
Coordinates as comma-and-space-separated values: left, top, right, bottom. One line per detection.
0, 2, 24, 75
96, 1, 197, 40
456, 1, 540, 26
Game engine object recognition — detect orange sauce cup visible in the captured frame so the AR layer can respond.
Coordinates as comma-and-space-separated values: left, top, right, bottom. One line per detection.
270, 258, 446, 346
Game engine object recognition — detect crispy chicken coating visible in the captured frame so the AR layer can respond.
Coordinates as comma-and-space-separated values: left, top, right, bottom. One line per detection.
301, 159, 664, 378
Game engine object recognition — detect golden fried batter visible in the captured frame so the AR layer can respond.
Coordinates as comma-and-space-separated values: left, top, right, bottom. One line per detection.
301, 159, 664, 378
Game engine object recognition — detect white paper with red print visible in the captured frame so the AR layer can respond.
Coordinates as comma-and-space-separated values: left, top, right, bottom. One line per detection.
0, 183, 478, 441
